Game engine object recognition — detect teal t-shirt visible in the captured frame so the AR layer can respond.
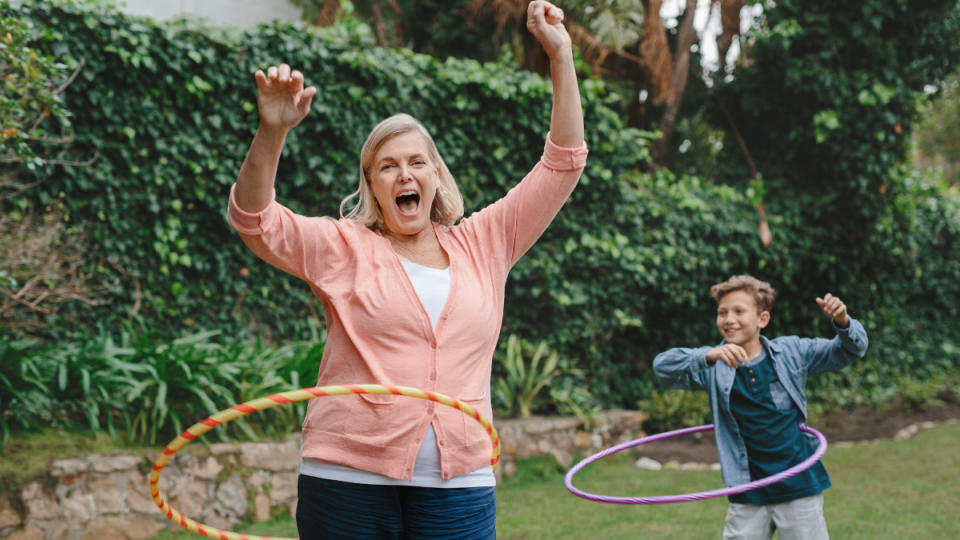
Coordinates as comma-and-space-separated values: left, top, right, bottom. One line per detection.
728, 351, 830, 504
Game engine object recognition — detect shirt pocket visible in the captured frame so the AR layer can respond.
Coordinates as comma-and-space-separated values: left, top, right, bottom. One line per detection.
769, 381, 793, 410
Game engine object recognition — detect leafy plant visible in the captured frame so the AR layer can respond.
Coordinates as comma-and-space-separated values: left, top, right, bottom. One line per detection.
548, 371, 603, 428
0, 329, 325, 446
638, 388, 711, 434
493, 334, 561, 419
0, 3, 80, 179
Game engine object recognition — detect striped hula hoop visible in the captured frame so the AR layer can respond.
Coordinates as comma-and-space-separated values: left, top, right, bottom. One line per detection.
148, 384, 501, 540
564, 424, 827, 504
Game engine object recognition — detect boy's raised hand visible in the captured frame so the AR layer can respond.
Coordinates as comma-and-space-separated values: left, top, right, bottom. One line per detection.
816, 293, 849, 328
706, 343, 749, 368
254, 64, 317, 130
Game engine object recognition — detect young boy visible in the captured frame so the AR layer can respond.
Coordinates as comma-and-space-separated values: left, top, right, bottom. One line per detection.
653, 275, 868, 540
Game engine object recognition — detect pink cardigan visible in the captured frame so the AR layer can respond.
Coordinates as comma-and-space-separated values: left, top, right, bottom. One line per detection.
228, 134, 587, 480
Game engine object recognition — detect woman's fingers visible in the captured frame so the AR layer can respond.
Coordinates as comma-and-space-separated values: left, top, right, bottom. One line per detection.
299, 85, 318, 114
544, 3, 563, 24
257, 65, 307, 93
277, 63, 291, 82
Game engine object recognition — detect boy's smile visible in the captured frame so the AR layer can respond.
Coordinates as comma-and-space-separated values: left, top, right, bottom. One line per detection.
716, 290, 770, 356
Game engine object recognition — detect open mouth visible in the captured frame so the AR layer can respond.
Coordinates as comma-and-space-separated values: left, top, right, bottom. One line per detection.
396, 191, 420, 215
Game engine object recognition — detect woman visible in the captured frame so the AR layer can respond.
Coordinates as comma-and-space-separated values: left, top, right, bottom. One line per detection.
228, 2, 585, 538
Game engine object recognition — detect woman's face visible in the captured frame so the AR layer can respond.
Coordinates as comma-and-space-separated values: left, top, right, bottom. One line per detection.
369, 131, 438, 238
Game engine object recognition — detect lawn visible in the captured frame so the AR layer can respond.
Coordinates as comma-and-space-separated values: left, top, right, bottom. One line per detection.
151, 420, 959, 539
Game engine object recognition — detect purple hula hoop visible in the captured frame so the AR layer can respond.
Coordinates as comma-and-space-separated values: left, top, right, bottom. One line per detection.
564, 424, 827, 504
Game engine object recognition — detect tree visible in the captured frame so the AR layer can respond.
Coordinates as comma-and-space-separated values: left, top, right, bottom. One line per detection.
0, 6, 99, 337
912, 69, 960, 186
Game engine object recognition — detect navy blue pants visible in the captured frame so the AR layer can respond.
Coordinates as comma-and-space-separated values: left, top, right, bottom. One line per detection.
296, 475, 497, 540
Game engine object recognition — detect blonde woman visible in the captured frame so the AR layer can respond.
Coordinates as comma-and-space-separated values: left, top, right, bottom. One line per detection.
228, 2, 585, 537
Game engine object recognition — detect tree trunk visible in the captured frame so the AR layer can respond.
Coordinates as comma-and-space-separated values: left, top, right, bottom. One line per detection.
715, 0, 744, 75
651, 0, 699, 166
370, 0, 389, 47
314, 0, 341, 27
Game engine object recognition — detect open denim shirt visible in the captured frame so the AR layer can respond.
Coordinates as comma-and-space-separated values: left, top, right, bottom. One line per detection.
652, 319, 868, 487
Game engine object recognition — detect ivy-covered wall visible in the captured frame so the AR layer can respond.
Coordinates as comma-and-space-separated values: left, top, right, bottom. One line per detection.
6, 1, 960, 409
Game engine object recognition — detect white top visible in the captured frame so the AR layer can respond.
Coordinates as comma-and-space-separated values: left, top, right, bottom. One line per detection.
300, 260, 496, 488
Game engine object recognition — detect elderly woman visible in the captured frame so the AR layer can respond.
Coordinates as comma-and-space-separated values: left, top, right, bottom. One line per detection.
227, 2, 585, 538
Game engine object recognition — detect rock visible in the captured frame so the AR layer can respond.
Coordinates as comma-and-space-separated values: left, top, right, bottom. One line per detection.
200, 504, 236, 532
80, 516, 165, 540
270, 473, 298, 504
62, 490, 95, 528
895, 424, 919, 440
634, 457, 663, 471
573, 430, 592, 448
215, 475, 248, 517
168, 477, 209, 515
51, 458, 89, 478
126, 472, 162, 515
21, 482, 60, 521
6, 525, 44, 540
90, 455, 141, 473
90, 476, 126, 515
239, 442, 298, 472
253, 493, 272, 522
247, 470, 270, 490
187, 456, 223, 480
549, 449, 573, 468
0, 493, 23, 528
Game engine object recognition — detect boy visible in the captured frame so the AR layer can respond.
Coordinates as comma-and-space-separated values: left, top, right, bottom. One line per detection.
653, 275, 868, 540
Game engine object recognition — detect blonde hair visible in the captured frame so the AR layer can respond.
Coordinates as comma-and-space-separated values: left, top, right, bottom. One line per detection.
339, 113, 464, 228
710, 275, 776, 313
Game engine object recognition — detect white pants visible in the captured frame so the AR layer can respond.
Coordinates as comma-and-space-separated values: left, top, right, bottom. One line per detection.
722, 493, 829, 540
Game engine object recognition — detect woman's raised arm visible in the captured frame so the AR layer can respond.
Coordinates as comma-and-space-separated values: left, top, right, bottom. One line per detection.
526, 1, 584, 148
234, 64, 317, 212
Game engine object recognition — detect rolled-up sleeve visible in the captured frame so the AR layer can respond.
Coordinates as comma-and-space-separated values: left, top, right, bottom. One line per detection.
227, 184, 280, 236
541, 132, 589, 171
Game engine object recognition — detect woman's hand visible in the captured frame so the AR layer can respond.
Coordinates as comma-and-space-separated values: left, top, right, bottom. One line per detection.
254, 64, 317, 130
526, 1, 571, 60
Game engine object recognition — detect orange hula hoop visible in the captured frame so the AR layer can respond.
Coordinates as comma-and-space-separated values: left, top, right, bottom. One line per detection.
148, 384, 501, 540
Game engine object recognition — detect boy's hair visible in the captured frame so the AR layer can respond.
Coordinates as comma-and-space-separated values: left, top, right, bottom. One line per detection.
710, 275, 776, 313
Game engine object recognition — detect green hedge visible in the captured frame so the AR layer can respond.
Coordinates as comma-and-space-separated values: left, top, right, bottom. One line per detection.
6, 1, 960, 412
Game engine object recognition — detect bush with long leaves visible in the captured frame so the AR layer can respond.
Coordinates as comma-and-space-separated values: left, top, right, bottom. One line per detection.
0, 330, 324, 446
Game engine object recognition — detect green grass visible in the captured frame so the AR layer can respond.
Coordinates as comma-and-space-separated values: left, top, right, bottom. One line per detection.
145, 421, 960, 539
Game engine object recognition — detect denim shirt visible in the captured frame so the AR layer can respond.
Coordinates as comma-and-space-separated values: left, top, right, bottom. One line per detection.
652, 318, 868, 487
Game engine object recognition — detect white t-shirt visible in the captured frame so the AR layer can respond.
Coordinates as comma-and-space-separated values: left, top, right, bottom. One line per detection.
300, 260, 496, 487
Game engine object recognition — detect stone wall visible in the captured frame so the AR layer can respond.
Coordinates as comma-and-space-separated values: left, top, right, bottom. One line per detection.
0, 410, 645, 540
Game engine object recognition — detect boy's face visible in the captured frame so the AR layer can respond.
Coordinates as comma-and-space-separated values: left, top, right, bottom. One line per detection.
716, 290, 770, 349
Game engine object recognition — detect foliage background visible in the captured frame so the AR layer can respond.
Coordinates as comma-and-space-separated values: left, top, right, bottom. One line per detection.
2, 0, 959, 439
